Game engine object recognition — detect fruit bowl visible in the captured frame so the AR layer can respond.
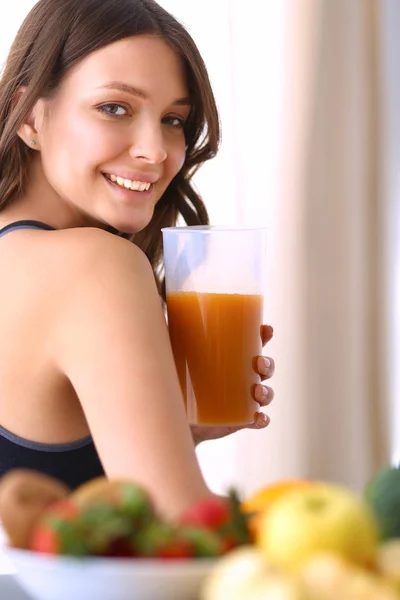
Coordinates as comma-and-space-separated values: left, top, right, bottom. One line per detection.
6, 547, 216, 600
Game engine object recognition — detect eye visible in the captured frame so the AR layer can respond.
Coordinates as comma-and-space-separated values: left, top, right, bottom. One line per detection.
98, 103, 128, 117
163, 115, 186, 129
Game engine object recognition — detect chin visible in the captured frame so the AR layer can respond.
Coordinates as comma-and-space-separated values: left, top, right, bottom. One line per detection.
107, 211, 155, 236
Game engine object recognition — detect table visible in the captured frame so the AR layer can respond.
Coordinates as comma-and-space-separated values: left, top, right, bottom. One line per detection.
0, 524, 32, 598
0, 523, 14, 574
0, 575, 33, 599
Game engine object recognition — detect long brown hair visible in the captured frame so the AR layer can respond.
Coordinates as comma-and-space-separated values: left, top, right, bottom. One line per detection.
0, 0, 220, 294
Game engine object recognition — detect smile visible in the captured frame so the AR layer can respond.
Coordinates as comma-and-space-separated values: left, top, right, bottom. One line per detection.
104, 173, 152, 192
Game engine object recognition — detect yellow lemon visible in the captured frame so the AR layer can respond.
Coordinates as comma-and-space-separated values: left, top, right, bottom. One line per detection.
241, 479, 311, 536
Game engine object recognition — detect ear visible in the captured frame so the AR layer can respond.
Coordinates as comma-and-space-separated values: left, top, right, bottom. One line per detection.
15, 87, 46, 151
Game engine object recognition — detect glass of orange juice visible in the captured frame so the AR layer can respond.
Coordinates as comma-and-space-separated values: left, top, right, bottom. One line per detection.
162, 226, 268, 426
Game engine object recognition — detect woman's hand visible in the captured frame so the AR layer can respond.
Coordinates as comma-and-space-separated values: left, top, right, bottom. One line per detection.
191, 325, 275, 446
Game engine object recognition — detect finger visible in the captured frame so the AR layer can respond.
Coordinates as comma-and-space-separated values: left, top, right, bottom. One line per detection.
255, 355, 275, 380
253, 384, 274, 406
247, 412, 270, 429
225, 425, 245, 435
261, 324, 274, 346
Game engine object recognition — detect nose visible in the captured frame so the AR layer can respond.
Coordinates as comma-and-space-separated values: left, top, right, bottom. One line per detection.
129, 119, 168, 165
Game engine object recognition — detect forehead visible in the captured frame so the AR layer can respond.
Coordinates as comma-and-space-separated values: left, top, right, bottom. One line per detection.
60, 35, 188, 98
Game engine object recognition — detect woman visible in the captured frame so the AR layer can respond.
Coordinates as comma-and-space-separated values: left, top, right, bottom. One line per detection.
0, 0, 275, 518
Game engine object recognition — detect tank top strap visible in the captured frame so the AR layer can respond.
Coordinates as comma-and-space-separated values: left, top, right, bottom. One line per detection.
0, 220, 55, 238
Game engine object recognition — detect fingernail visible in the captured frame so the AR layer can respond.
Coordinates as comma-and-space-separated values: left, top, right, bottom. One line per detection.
256, 384, 268, 397
257, 413, 268, 426
264, 357, 271, 369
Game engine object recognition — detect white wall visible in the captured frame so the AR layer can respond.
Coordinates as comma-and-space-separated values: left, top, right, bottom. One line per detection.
160, 0, 289, 229
379, 0, 400, 465
0, 1, 37, 65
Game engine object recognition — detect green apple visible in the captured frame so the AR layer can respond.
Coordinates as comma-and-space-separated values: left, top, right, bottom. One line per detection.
257, 483, 378, 571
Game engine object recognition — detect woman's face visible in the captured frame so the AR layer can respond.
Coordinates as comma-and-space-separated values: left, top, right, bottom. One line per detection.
32, 35, 190, 233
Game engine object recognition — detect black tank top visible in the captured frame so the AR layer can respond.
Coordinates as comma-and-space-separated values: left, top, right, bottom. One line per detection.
0, 220, 105, 490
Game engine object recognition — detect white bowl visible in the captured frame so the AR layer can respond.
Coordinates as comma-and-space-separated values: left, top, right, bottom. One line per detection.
6, 547, 216, 600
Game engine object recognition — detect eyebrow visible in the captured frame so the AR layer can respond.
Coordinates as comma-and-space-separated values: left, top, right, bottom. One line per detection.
97, 81, 191, 106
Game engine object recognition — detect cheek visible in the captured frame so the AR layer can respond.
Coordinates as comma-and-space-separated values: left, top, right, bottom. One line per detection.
41, 112, 119, 179
62, 120, 111, 172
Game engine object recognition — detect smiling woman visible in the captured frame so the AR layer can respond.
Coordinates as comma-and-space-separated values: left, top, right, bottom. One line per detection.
0, 0, 221, 517
0, 0, 275, 519
17, 34, 192, 234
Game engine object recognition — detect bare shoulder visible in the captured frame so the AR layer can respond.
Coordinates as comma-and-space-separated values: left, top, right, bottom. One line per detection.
3, 224, 150, 280
58, 226, 141, 255
47, 227, 161, 320
52, 227, 150, 274
21, 226, 157, 296
2, 225, 161, 336
49, 225, 167, 379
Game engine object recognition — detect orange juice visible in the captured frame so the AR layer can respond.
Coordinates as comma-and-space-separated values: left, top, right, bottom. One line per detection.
167, 291, 263, 425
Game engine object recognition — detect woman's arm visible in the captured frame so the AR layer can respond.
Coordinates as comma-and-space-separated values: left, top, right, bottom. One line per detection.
51, 228, 211, 519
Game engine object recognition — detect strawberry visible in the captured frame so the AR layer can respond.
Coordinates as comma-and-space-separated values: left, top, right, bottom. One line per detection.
107, 482, 155, 526
72, 480, 155, 528
31, 498, 137, 557
79, 501, 144, 557
100, 537, 137, 558
133, 520, 193, 559
179, 497, 231, 530
178, 489, 252, 553
30, 498, 87, 555
176, 525, 223, 557
154, 538, 193, 559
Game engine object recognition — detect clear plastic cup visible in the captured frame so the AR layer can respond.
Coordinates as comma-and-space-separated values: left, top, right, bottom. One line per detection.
162, 226, 268, 426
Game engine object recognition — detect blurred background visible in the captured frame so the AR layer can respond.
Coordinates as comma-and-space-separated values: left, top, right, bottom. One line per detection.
2, 0, 400, 497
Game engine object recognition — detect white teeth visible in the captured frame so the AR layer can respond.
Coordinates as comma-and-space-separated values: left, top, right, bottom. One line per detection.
106, 174, 152, 191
